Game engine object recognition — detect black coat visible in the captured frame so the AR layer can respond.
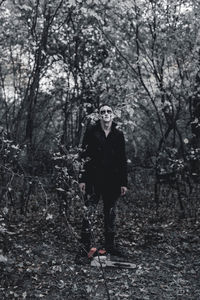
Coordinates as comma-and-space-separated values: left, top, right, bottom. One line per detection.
80, 121, 127, 194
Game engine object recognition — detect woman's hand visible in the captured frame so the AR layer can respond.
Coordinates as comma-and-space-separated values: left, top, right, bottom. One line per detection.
121, 186, 127, 196
79, 182, 86, 194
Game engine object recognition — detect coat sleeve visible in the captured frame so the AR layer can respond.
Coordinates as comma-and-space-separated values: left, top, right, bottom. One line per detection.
119, 132, 128, 187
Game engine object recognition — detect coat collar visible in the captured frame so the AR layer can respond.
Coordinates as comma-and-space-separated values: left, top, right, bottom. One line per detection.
95, 120, 117, 133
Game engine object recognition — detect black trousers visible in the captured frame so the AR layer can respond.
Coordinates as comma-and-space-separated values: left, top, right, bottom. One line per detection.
80, 188, 120, 250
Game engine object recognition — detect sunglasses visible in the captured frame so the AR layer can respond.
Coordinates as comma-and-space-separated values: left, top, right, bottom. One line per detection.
100, 109, 113, 115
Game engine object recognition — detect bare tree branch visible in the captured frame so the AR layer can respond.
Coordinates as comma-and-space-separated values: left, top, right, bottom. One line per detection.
49, 0, 64, 26
0, 0, 6, 6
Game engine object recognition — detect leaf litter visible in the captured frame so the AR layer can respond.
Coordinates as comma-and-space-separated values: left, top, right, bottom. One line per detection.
0, 202, 200, 299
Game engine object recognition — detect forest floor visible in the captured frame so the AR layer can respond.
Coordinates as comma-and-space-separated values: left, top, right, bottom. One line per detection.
1, 199, 200, 300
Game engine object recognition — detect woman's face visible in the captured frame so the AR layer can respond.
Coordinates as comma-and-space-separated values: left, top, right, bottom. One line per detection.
99, 105, 114, 123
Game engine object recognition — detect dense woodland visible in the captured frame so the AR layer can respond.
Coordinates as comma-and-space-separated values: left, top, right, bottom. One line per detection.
0, 0, 200, 299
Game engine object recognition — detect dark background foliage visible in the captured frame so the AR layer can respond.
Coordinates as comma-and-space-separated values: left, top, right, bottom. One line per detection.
0, 0, 200, 299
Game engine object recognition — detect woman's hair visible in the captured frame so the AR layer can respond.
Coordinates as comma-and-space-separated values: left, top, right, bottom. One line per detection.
98, 103, 113, 112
